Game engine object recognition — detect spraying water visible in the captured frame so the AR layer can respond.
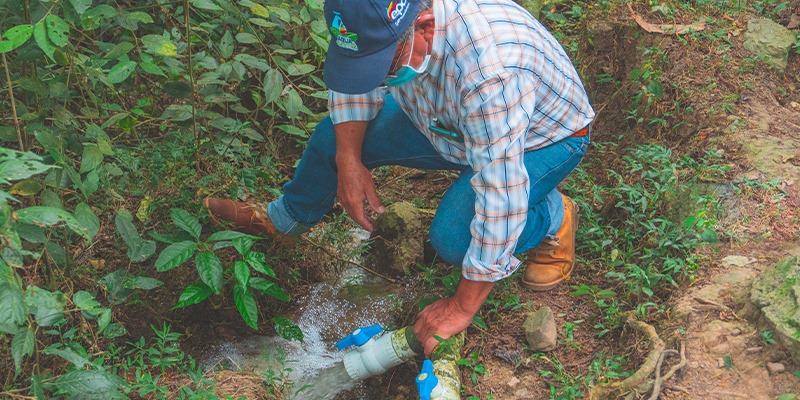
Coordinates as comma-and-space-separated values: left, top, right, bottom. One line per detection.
201, 229, 409, 400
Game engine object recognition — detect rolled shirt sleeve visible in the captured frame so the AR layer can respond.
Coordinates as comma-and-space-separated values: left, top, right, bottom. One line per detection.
328, 87, 388, 125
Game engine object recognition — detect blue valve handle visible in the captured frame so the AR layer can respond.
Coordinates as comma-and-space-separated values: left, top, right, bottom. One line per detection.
336, 324, 383, 350
416, 359, 439, 400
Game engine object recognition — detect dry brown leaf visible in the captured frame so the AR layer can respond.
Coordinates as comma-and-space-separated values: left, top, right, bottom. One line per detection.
627, 4, 706, 35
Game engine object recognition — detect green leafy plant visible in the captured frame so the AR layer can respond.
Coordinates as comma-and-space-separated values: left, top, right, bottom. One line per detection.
154, 208, 290, 330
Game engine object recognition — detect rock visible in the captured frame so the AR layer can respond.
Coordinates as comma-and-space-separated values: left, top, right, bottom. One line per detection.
365, 202, 423, 276
711, 342, 730, 355
718, 358, 726, 368
721, 255, 756, 268
750, 257, 800, 362
507, 376, 521, 388
767, 362, 785, 375
523, 306, 557, 351
514, 388, 530, 398
731, 328, 742, 336
743, 18, 797, 73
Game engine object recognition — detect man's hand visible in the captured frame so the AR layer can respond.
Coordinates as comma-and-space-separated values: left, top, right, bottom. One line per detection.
413, 278, 495, 356
334, 120, 385, 231
414, 296, 475, 356
336, 158, 384, 231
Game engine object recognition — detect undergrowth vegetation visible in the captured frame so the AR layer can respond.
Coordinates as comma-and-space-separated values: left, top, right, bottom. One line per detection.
0, 0, 795, 397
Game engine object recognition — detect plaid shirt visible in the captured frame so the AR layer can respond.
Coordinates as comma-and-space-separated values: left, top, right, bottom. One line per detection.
328, 0, 595, 282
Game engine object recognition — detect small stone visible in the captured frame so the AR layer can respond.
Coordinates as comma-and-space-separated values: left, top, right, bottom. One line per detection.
523, 306, 557, 351
731, 328, 742, 336
721, 255, 755, 267
710, 342, 730, 355
507, 376, 521, 388
514, 388, 530, 398
718, 358, 726, 368
746, 346, 763, 353
767, 362, 786, 375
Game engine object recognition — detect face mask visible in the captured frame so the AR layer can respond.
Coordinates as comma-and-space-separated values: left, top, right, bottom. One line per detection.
384, 33, 430, 86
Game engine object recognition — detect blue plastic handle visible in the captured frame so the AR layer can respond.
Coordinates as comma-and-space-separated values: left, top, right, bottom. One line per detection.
336, 324, 383, 350
416, 359, 439, 400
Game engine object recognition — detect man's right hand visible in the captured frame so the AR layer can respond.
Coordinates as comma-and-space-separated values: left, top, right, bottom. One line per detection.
336, 158, 384, 231
334, 120, 385, 231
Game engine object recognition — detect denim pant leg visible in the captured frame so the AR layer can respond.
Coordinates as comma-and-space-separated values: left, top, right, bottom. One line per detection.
269, 95, 467, 235
429, 135, 589, 266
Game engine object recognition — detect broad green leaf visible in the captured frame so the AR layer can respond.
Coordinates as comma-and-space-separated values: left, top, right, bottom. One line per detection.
207, 230, 256, 241
103, 323, 127, 339
164, 81, 192, 98
103, 42, 134, 60
154, 241, 197, 272
33, 21, 56, 59
262, 68, 283, 105
31, 375, 45, 399
107, 60, 136, 84
99, 270, 163, 304
79, 144, 104, 173
0, 259, 14, 284
284, 88, 303, 118
45, 15, 70, 48
192, 0, 223, 11
234, 261, 250, 288
699, 228, 718, 243
74, 203, 100, 240
72, 291, 101, 311
25, 286, 67, 327
53, 369, 127, 399
12, 327, 34, 375
233, 284, 258, 330
250, 3, 270, 18
234, 54, 269, 71
70, 0, 93, 15
195, 252, 223, 294
97, 308, 111, 332
273, 317, 303, 342
173, 282, 213, 309
141, 34, 177, 57
15, 207, 90, 240
219, 30, 234, 59
235, 32, 259, 44
170, 208, 201, 239
0, 25, 34, 53
277, 124, 308, 138
0, 158, 55, 182
0, 283, 26, 326
44, 345, 90, 368
140, 61, 166, 77
9, 179, 42, 196
250, 277, 289, 302
232, 236, 255, 256
115, 210, 155, 262
246, 251, 275, 278
285, 63, 315, 76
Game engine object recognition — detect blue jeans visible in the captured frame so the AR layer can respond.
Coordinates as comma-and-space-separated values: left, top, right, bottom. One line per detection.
268, 95, 589, 265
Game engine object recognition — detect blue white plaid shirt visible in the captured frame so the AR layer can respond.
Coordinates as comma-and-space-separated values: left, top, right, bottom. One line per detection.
328, 0, 595, 282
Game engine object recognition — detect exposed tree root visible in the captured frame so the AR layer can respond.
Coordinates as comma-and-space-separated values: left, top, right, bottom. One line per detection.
589, 315, 686, 400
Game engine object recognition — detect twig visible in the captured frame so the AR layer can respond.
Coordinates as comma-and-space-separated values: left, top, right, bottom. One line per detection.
648, 341, 686, 400
693, 297, 730, 311
2, 53, 24, 151
301, 236, 398, 284
184, 0, 200, 170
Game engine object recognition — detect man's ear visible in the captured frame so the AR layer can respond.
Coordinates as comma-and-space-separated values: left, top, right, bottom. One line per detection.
415, 9, 435, 43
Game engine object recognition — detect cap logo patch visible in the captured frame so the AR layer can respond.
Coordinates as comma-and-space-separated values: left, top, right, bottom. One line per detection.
387, 0, 409, 26
330, 12, 359, 51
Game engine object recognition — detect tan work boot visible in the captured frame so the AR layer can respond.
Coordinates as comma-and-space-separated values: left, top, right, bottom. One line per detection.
522, 194, 578, 291
203, 198, 277, 236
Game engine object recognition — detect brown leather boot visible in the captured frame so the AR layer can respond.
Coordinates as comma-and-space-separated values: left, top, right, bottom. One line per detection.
203, 198, 278, 236
522, 194, 578, 291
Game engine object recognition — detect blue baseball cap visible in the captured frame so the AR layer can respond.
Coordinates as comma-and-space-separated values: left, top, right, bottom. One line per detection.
323, 0, 421, 94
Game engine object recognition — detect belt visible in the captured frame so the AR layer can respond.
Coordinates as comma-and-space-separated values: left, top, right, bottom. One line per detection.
569, 126, 590, 138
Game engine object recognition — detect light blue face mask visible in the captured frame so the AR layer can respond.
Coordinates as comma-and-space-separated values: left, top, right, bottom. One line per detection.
384, 34, 430, 86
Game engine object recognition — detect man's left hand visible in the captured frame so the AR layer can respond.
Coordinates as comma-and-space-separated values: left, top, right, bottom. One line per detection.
413, 296, 475, 356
